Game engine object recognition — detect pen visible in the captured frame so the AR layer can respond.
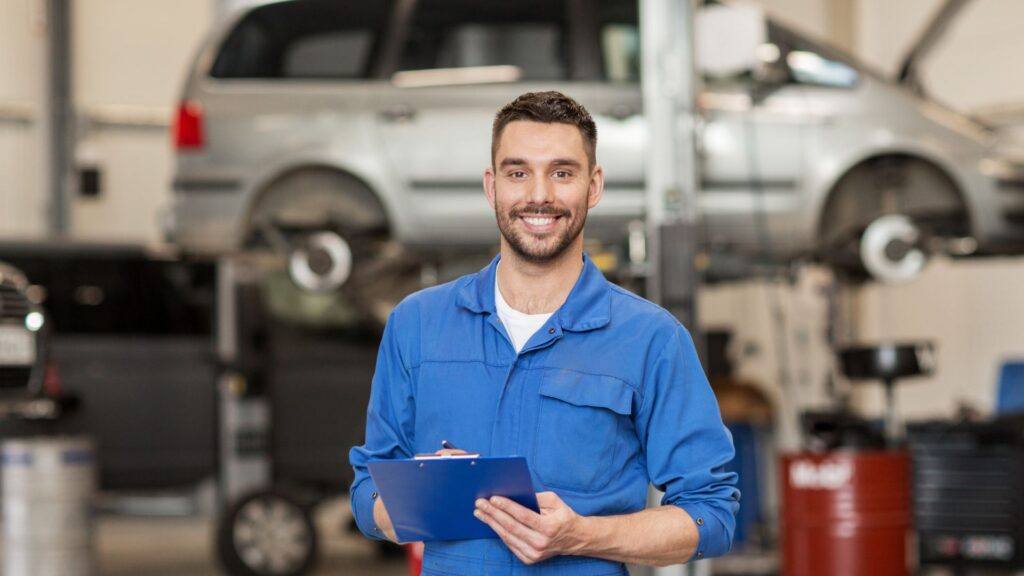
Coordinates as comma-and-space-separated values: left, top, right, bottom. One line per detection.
441, 440, 458, 450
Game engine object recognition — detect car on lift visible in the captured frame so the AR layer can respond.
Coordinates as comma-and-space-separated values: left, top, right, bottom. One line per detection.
167, 0, 1024, 322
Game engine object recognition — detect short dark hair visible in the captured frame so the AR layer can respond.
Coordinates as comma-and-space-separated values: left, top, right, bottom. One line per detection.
491, 91, 597, 168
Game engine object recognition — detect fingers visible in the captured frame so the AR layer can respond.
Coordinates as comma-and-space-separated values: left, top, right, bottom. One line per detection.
474, 508, 542, 564
488, 496, 543, 527
476, 499, 547, 549
433, 449, 469, 456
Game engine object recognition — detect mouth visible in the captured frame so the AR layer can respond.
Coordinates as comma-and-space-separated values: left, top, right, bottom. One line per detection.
517, 214, 563, 234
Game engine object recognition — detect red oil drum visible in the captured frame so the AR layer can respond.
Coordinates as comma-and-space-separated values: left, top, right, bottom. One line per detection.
406, 542, 424, 576
781, 451, 911, 576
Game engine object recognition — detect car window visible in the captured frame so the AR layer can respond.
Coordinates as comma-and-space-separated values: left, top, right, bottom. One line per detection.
283, 30, 375, 78
210, 0, 392, 79
764, 23, 860, 89
397, 0, 569, 81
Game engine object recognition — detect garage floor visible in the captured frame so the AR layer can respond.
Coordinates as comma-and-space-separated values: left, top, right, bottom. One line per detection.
3, 497, 407, 576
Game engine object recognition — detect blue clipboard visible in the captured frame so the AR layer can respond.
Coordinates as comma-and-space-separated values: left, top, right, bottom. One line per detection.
367, 456, 538, 542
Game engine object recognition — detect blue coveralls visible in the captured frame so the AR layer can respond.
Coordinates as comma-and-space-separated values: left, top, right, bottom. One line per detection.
350, 254, 739, 575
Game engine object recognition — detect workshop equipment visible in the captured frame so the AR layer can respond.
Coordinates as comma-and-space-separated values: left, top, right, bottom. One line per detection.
908, 417, 1024, 569
781, 451, 910, 575
2, 436, 96, 576
781, 342, 932, 576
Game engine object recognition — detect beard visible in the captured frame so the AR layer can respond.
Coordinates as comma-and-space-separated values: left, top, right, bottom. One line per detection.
495, 201, 588, 264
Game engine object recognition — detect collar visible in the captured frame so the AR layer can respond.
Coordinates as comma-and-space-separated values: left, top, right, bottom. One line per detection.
456, 252, 611, 332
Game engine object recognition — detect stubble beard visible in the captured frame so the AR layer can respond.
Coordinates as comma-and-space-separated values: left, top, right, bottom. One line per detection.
495, 203, 588, 264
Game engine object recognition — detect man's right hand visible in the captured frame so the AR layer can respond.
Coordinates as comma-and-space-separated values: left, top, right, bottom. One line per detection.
373, 497, 399, 542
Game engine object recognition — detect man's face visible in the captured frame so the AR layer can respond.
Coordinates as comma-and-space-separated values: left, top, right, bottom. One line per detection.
484, 121, 603, 264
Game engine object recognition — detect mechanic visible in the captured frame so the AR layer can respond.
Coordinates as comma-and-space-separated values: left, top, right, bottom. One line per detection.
350, 91, 739, 575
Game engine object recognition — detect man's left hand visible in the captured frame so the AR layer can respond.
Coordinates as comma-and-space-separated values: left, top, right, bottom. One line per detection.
474, 491, 587, 565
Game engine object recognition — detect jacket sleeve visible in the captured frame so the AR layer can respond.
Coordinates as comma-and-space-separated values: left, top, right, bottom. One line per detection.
348, 307, 417, 540
635, 325, 740, 560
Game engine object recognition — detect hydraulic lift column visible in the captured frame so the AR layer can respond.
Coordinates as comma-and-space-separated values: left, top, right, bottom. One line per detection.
640, 0, 705, 575
216, 257, 272, 504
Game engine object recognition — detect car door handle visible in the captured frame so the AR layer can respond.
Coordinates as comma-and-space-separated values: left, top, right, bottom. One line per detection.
379, 105, 417, 122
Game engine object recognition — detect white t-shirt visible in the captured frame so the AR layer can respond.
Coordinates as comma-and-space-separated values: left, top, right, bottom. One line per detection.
495, 279, 554, 353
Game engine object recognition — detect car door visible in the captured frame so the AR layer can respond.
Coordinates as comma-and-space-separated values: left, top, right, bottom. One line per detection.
697, 75, 809, 255
700, 20, 871, 258
374, 0, 582, 248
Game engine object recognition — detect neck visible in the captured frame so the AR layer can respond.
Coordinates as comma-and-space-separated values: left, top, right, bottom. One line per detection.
496, 240, 584, 315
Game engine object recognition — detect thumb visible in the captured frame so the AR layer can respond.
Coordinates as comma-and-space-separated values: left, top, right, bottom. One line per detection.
536, 491, 562, 509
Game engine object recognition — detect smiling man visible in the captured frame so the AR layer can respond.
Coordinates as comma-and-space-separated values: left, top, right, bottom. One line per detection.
350, 91, 739, 574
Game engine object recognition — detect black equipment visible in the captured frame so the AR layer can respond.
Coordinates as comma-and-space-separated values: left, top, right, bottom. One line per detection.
908, 417, 1024, 569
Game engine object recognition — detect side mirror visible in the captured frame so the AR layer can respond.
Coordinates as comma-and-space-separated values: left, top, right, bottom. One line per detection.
695, 3, 768, 79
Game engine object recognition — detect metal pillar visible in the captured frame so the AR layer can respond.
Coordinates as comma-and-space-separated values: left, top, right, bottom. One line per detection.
640, 0, 706, 575
641, 0, 701, 329
45, 0, 72, 236
216, 258, 272, 504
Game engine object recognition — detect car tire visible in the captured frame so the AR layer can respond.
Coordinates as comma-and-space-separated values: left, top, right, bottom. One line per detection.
216, 489, 319, 576
818, 155, 968, 282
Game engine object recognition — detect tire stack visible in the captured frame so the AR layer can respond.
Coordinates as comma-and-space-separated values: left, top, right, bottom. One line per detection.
2, 437, 96, 576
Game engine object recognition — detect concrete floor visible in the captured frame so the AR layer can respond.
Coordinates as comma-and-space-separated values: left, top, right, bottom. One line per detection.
5, 497, 408, 576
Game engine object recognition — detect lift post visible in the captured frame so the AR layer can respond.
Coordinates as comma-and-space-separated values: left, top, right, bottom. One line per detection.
640, 0, 706, 574
215, 257, 272, 504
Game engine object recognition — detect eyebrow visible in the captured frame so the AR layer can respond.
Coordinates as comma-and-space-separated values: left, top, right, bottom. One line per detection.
499, 158, 527, 168
498, 157, 582, 169
550, 158, 582, 169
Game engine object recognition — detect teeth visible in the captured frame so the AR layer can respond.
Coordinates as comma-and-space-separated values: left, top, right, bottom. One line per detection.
523, 217, 555, 226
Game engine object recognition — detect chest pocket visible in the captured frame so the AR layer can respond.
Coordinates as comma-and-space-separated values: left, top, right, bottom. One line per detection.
532, 371, 634, 492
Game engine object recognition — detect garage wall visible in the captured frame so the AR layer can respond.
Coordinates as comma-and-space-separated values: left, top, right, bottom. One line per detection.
0, 0, 48, 239
852, 257, 1024, 420
70, 0, 212, 244
699, 268, 837, 449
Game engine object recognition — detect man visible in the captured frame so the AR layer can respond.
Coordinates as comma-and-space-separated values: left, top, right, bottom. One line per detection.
350, 91, 738, 574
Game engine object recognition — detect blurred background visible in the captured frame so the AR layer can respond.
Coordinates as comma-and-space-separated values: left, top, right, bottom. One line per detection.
1, 0, 1024, 574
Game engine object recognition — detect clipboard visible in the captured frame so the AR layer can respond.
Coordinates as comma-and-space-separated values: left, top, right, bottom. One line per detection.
367, 456, 538, 542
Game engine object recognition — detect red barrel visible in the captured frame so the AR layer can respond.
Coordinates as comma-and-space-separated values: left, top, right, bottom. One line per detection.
405, 542, 424, 576
781, 451, 911, 576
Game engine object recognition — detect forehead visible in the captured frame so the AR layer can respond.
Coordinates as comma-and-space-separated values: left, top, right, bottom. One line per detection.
494, 121, 587, 162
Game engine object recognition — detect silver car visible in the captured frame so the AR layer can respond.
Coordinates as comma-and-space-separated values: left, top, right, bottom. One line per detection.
168, 0, 1024, 315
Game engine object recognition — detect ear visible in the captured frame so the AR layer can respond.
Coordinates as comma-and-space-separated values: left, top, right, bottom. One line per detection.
587, 164, 604, 210
483, 166, 497, 209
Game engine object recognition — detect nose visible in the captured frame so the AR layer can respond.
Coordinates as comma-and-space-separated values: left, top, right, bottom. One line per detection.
527, 176, 555, 206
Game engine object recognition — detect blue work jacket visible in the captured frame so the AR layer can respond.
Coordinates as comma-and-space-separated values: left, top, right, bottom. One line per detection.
350, 254, 739, 575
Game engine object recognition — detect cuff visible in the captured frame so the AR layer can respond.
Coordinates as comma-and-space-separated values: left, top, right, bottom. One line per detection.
350, 479, 386, 541
673, 501, 733, 561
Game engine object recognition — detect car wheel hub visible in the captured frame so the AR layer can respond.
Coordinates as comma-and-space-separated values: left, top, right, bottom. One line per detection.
233, 497, 311, 574
860, 214, 928, 283
288, 231, 353, 292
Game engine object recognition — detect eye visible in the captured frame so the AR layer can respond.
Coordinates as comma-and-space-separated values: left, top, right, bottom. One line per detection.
508, 170, 527, 179
553, 170, 573, 179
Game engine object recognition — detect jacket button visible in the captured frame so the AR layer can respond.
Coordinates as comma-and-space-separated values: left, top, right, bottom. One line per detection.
696, 551, 704, 560
371, 491, 378, 500
696, 517, 704, 526
548, 327, 555, 334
